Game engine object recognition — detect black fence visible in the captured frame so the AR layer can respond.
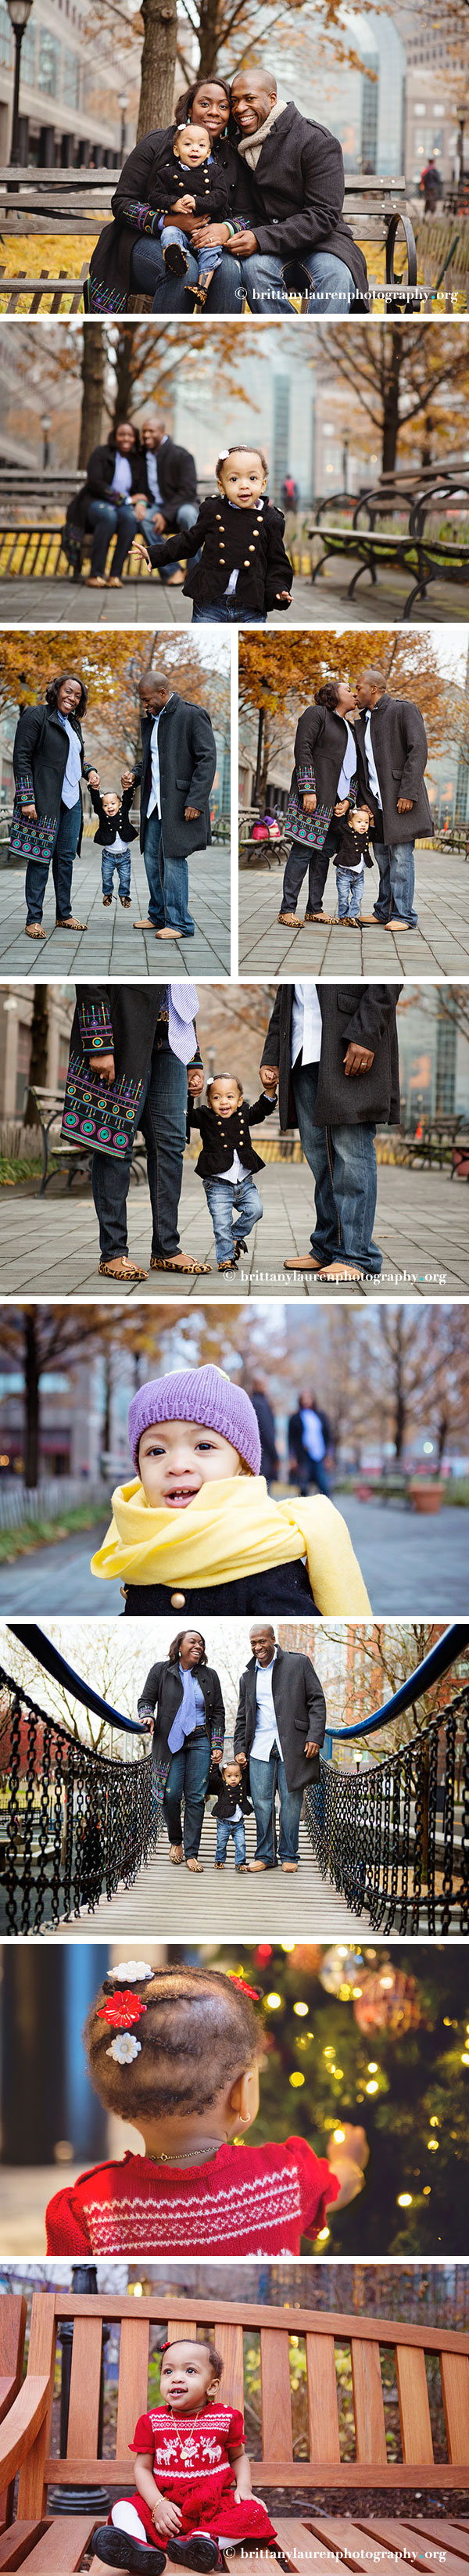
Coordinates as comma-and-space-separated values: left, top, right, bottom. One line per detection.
305, 1681, 469, 1935
0, 1661, 163, 1934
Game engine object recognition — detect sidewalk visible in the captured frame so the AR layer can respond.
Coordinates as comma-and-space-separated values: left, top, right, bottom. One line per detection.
1, 1157, 467, 1295
238, 845, 469, 976
0, 838, 230, 976
2, 565, 469, 624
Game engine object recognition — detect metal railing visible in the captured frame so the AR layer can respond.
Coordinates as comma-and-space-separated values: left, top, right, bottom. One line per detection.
305, 1622, 469, 1935
0, 1652, 163, 1933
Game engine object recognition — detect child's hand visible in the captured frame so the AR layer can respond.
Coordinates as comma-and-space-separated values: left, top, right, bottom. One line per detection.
121, 770, 134, 788
88, 768, 100, 789
328, 2121, 370, 2209
339, 2122, 369, 2169
174, 192, 196, 214
152, 2494, 183, 2536
276, 589, 292, 602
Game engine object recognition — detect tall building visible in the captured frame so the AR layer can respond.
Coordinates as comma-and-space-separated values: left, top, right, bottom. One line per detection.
0, 0, 139, 165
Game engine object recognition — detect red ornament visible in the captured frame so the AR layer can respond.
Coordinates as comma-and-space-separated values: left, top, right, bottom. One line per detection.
353, 1968, 421, 2036
98, 1990, 148, 2031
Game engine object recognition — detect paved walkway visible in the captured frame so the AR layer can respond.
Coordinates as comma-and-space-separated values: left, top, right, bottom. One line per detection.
0, 575, 193, 625
1, 1158, 467, 1296
238, 846, 469, 976
43, 1804, 363, 1941
2, 565, 469, 625
0, 839, 230, 977
0, 1493, 466, 1615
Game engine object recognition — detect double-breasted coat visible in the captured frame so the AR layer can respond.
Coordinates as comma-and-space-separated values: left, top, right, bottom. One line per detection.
234, 1646, 327, 1790
354, 693, 434, 844
261, 984, 402, 1130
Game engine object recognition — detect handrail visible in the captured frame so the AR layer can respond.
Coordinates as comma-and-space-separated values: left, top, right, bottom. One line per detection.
7, 1619, 147, 1736
325, 1619, 469, 1737
306, 1637, 469, 1934
0, 1651, 163, 1934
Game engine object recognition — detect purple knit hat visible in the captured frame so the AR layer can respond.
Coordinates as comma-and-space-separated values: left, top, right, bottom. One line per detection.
128, 1364, 261, 1476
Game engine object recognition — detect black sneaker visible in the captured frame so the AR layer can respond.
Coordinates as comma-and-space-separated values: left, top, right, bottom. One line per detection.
166, 2542, 223, 2574
93, 2530, 166, 2572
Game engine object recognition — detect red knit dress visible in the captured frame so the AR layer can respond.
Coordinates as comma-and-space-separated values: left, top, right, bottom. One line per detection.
109, 2403, 277, 2547
45, 2137, 339, 2257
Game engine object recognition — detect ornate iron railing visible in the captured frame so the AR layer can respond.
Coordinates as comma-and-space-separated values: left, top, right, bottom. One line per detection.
305, 1653, 469, 1937
0, 1658, 163, 1935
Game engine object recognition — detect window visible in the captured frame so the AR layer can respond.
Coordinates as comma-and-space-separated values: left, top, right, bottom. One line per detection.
21, 20, 37, 84
16, 1025, 31, 1119
0, 3, 11, 70
63, 48, 81, 105
38, 30, 60, 93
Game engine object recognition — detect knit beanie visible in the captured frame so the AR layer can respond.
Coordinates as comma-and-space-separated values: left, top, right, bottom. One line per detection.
128, 1364, 261, 1476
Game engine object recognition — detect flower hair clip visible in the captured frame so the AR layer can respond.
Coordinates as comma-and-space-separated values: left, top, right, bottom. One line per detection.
98, 1985, 149, 2069
226, 1973, 260, 2001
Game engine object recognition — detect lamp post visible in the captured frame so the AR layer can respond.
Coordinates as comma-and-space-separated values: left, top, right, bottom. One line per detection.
6, 0, 34, 165
118, 89, 129, 158
41, 412, 51, 470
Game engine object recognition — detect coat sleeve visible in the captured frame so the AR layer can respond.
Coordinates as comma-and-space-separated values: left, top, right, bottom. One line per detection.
265, 505, 292, 608
303, 1660, 327, 1746
137, 1661, 162, 1721
89, 785, 102, 819
187, 704, 217, 807
46, 2186, 92, 2254
294, 705, 321, 791
86, 445, 114, 501
111, 132, 169, 234
260, 989, 282, 1069
233, 1672, 248, 1761
252, 126, 346, 260
13, 704, 43, 800
152, 500, 210, 568
396, 702, 428, 802
75, 988, 114, 1054
209, 1672, 225, 1754
245, 1092, 277, 1125
338, 986, 403, 1051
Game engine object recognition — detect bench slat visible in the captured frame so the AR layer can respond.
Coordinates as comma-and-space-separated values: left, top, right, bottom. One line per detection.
66, 2319, 103, 2465
306, 2333, 341, 2463
360, 2525, 469, 2576
396, 2344, 434, 2462
0, 2525, 47, 2568
260, 2328, 293, 2462
116, 2319, 150, 2464
351, 2339, 387, 2464
441, 2354, 469, 2463
213, 2323, 244, 2415
16, 2518, 99, 2569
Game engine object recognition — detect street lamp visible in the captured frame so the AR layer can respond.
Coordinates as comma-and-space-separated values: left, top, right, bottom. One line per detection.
41, 412, 51, 470
118, 89, 129, 159
6, 0, 34, 166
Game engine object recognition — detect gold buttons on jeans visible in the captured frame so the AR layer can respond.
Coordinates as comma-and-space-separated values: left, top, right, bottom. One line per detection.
170, 1591, 186, 1607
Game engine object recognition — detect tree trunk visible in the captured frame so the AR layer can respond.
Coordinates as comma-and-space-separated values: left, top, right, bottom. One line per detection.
78, 326, 105, 469
137, 0, 178, 142
24, 990, 49, 1130
113, 327, 135, 428
381, 330, 402, 474
196, 0, 223, 77
24, 1314, 40, 1488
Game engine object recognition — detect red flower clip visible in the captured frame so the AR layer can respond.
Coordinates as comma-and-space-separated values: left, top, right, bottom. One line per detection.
226, 1973, 260, 2001
98, 1990, 148, 2031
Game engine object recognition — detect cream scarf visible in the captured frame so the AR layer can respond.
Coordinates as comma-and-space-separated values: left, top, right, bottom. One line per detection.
91, 1473, 371, 1613
237, 97, 288, 171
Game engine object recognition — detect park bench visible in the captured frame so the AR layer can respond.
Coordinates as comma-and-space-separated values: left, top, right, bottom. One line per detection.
310, 462, 469, 610
402, 1114, 466, 1172
26, 1087, 149, 1197
0, 166, 417, 312
0, 2284, 468, 2571
310, 523, 469, 616
0, 467, 213, 584
0, 2297, 27, 2538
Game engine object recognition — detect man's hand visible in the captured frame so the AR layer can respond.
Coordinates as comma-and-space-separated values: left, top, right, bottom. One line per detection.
121, 770, 134, 789
343, 1043, 374, 1077
23, 802, 37, 820
91, 1051, 115, 1083
260, 1065, 279, 1090
397, 796, 414, 813
236, 1749, 247, 1767
303, 792, 317, 814
88, 768, 100, 789
185, 803, 200, 821
188, 1068, 204, 1096
227, 227, 259, 256
151, 2494, 182, 2537
304, 1740, 318, 1759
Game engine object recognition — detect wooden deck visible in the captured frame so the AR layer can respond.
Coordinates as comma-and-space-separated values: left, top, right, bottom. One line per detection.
42, 1804, 364, 1938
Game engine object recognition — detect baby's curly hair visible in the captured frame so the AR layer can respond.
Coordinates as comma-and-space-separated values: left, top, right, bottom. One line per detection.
84, 1961, 263, 2122
216, 445, 268, 478
160, 2337, 224, 2383
206, 1071, 243, 1103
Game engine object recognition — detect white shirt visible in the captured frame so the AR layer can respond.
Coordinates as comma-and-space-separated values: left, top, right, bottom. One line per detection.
291, 983, 323, 1069
337, 719, 357, 799
224, 1148, 249, 1184
363, 710, 382, 807
300, 1406, 325, 1462
58, 714, 82, 810
252, 1649, 282, 1761
106, 828, 127, 855
147, 696, 175, 821
146, 438, 167, 507
110, 453, 133, 500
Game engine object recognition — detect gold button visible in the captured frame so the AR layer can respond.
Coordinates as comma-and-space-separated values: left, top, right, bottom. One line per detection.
170, 1591, 185, 1607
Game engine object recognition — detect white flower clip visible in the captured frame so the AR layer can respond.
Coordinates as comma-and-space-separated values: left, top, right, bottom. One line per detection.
218, 449, 230, 462
109, 1960, 153, 1981
106, 2032, 142, 2066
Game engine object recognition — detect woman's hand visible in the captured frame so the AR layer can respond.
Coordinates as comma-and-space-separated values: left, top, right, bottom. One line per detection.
151, 2493, 183, 2536
90, 1051, 115, 1083
23, 802, 38, 821
190, 219, 231, 247
211, 1746, 223, 1765
303, 792, 317, 814
260, 1065, 278, 1090
334, 798, 349, 817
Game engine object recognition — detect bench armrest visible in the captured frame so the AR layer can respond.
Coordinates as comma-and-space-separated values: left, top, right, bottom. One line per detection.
0, 2377, 51, 2486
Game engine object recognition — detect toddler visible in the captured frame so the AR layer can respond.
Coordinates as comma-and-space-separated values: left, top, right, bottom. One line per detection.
333, 799, 374, 927
94, 2332, 286, 2574
209, 1754, 252, 1871
91, 1362, 371, 1615
45, 1957, 368, 2258
188, 1072, 277, 1271
133, 448, 292, 625
159, 123, 230, 304
90, 781, 138, 909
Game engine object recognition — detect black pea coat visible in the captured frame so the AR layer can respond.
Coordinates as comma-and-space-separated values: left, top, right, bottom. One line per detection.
354, 694, 434, 844
260, 985, 402, 1129
88, 125, 245, 311
142, 435, 198, 527
187, 1092, 277, 1177
67, 985, 202, 1093
122, 1561, 318, 1615
137, 1657, 225, 1762
134, 695, 217, 865
236, 101, 368, 299
13, 701, 89, 863
234, 1646, 327, 1790
292, 702, 357, 806
90, 785, 138, 848
208, 1773, 253, 1820
155, 495, 292, 613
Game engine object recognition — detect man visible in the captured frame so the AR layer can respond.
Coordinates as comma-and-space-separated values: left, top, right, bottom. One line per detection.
260, 981, 402, 1281
192, 68, 368, 315
354, 665, 434, 929
136, 420, 199, 587
127, 668, 217, 942
288, 1392, 331, 1496
234, 1623, 327, 1872
67, 983, 209, 1281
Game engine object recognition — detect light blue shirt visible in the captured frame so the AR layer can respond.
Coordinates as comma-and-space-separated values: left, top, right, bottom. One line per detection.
252, 1649, 281, 1761
146, 438, 167, 507
57, 714, 82, 810
110, 452, 133, 500
337, 719, 357, 799
363, 710, 382, 807
167, 1661, 206, 1753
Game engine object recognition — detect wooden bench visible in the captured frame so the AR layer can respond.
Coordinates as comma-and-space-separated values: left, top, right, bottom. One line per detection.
402, 1115, 466, 1171
0, 2298, 27, 2538
26, 1086, 149, 1196
0, 2287, 468, 2571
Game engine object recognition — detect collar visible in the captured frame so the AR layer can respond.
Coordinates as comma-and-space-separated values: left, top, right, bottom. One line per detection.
149, 692, 176, 724
237, 95, 288, 163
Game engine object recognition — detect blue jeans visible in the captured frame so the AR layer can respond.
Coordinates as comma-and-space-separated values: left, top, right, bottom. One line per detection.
91, 1037, 187, 1260
86, 498, 138, 578
216, 1814, 246, 1866
204, 1173, 262, 1263
161, 225, 223, 291
131, 232, 240, 312
239, 246, 355, 314
292, 1056, 381, 1274
249, 1751, 303, 1866
143, 804, 194, 935
281, 820, 338, 916
371, 837, 417, 925
140, 498, 199, 586
25, 795, 81, 926
163, 1731, 210, 1857
335, 865, 363, 920
102, 845, 131, 898
192, 602, 266, 624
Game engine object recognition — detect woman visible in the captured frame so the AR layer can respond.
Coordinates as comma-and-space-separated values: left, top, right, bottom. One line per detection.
278, 678, 359, 927
62, 981, 209, 1284
11, 671, 98, 943
137, 1629, 225, 1871
63, 422, 149, 590
88, 79, 244, 315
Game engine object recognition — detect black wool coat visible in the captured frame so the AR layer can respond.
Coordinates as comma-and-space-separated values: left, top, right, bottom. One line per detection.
261, 985, 402, 1128
142, 435, 198, 527
155, 495, 292, 613
68, 986, 202, 1090
66, 440, 149, 543
122, 1561, 318, 1615
354, 694, 434, 844
134, 695, 217, 864
88, 125, 245, 311
234, 1646, 327, 1790
90, 785, 138, 847
209, 1776, 253, 1820
137, 1658, 225, 1759
188, 1091, 277, 1177
13, 702, 89, 857
236, 102, 368, 297
292, 703, 357, 807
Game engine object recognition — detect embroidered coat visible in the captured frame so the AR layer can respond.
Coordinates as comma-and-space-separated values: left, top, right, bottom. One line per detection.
11, 700, 89, 867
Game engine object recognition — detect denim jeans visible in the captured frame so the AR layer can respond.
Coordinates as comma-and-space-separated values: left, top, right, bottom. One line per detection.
131, 232, 240, 312
192, 602, 266, 624
161, 225, 224, 291
292, 1056, 381, 1274
101, 845, 131, 899
371, 837, 417, 925
239, 246, 355, 314
140, 498, 199, 585
215, 1813, 246, 1866
143, 804, 195, 935
281, 821, 338, 915
91, 1037, 187, 1260
25, 796, 81, 926
204, 1173, 263, 1262
296, 1455, 331, 1499
163, 1730, 211, 1857
335, 865, 363, 920
249, 1751, 303, 1866
86, 498, 138, 578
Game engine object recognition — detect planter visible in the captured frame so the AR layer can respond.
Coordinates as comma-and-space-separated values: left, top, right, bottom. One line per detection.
408, 1478, 443, 1514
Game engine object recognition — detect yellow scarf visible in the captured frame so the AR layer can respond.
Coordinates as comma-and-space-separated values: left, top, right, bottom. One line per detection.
91, 1474, 371, 1613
